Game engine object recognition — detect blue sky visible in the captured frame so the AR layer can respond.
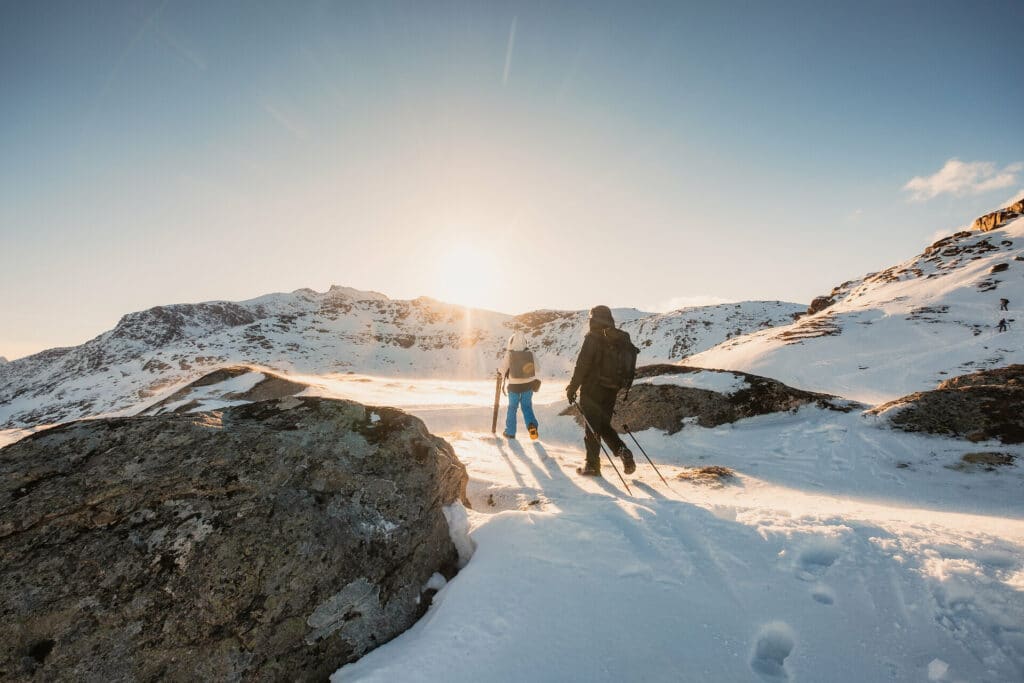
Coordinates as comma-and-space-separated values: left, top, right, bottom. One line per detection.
2, 1, 1022, 360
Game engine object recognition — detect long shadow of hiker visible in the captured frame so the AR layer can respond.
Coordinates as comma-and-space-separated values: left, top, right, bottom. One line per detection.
494, 437, 528, 488
505, 439, 568, 488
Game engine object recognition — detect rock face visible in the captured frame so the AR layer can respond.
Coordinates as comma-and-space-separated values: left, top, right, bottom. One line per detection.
0, 397, 469, 681
873, 365, 1024, 443
806, 296, 835, 316
138, 365, 309, 416
972, 199, 1024, 232
569, 365, 857, 435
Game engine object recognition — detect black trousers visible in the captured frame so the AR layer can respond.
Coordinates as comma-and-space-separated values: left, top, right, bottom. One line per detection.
580, 385, 626, 467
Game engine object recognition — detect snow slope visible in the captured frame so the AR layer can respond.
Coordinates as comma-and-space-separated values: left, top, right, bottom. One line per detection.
690, 217, 1024, 404
0, 287, 801, 429
283, 377, 1024, 683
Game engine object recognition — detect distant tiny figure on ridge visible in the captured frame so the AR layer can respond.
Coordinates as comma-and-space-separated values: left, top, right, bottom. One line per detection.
1000, 298, 1009, 311
566, 305, 640, 477
498, 332, 540, 440
997, 318, 1008, 333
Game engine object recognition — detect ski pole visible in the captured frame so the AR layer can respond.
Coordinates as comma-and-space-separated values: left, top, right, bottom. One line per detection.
622, 423, 671, 487
572, 400, 632, 495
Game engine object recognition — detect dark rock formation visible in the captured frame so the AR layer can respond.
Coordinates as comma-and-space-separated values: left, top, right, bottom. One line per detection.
872, 365, 1024, 444
806, 296, 835, 315
140, 365, 309, 415
111, 303, 258, 347
566, 365, 857, 435
0, 397, 469, 681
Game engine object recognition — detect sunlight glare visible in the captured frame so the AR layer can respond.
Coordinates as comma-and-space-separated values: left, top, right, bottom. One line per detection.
434, 243, 502, 311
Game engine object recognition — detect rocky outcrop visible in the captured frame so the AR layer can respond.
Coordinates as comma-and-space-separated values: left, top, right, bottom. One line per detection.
139, 365, 309, 415
568, 365, 857, 435
971, 200, 1024, 233
0, 397, 469, 681
872, 365, 1024, 443
806, 296, 835, 315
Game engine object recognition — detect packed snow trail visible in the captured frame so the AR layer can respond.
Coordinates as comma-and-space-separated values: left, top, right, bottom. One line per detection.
327, 380, 1024, 683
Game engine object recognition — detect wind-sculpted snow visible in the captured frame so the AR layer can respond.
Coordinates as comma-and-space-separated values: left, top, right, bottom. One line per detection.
691, 212, 1024, 403
0, 287, 801, 430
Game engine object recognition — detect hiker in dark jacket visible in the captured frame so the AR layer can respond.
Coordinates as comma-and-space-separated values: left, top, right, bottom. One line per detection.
566, 305, 635, 477
498, 332, 540, 440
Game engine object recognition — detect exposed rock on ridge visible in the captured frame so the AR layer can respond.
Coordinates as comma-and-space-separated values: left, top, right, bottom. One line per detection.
872, 365, 1024, 444
567, 365, 858, 435
139, 365, 308, 415
0, 397, 469, 681
972, 199, 1024, 232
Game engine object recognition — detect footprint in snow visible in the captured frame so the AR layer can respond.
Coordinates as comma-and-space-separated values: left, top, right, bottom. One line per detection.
794, 537, 842, 582
810, 582, 835, 605
750, 622, 796, 680
793, 536, 843, 606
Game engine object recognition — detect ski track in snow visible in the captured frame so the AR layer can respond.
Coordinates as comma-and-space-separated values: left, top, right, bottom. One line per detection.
329, 381, 1024, 683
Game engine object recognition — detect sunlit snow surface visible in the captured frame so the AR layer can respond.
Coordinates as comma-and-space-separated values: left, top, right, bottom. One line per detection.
690, 217, 1024, 403
288, 377, 1024, 683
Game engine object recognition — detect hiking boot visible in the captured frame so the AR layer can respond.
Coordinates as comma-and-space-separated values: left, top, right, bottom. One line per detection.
528, 424, 539, 440
576, 465, 601, 477
617, 446, 636, 475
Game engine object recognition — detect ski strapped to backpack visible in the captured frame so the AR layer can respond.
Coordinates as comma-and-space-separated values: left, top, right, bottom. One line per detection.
596, 327, 640, 395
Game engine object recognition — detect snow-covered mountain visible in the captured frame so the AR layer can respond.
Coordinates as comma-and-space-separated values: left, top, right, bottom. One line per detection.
690, 203, 1024, 404
0, 288, 802, 429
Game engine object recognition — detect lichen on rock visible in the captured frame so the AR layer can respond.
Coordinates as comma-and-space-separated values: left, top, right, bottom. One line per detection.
0, 396, 469, 681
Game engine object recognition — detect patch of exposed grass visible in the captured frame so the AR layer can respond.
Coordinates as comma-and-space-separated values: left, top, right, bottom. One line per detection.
676, 465, 736, 487
948, 452, 1016, 472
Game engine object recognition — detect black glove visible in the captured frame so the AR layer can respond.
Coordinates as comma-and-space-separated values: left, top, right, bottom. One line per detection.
566, 386, 577, 405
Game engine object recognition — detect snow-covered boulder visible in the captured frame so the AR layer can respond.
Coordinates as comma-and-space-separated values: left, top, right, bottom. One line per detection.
138, 365, 308, 415
571, 365, 858, 434
872, 365, 1024, 444
0, 397, 469, 680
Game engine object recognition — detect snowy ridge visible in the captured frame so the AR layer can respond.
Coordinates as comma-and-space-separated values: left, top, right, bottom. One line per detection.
0, 290, 801, 429
690, 215, 1024, 403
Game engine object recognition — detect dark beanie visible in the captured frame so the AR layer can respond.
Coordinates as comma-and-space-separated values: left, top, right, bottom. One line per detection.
589, 305, 615, 328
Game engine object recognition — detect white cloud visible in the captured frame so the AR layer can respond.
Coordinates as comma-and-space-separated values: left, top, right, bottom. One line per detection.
647, 295, 735, 312
903, 159, 1021, 201
502, 16, 517, 85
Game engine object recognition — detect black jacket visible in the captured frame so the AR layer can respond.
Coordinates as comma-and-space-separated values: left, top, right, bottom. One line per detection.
567, 331, 606, 394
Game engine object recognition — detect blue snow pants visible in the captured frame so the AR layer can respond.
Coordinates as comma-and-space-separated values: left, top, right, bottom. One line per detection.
505, 390, 537, 437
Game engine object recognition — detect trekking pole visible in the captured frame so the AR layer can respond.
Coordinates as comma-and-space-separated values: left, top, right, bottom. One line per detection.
572, 400, 632, 495
491, 371, 502, 434
622, 423, 671, 487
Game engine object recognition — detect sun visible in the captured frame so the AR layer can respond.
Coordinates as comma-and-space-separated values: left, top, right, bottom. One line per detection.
434, 244, 502, 310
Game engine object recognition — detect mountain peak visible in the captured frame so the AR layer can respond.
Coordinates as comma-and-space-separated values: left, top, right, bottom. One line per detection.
326, 285, 389, 301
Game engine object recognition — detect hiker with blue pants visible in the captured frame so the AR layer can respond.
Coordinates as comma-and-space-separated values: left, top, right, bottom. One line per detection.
498, 332, 540, 440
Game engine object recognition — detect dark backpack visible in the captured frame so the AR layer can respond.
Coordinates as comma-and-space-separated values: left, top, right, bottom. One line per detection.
596, 327, 639, 391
